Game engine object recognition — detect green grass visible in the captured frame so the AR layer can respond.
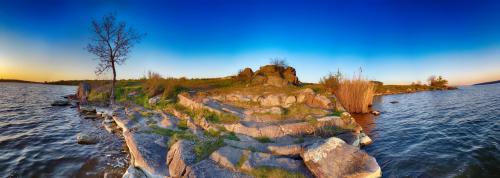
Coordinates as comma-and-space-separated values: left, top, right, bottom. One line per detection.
329, 110, 342, 117
191, 109, 239, 124
204, 128, 221, 137
146, 125, 197, 147
255, 136, 273, 143
224, 132, 240, 141
317, 125, 352, 137
177, 119, 188, 130
249, 166, 306, 178
194, 138, 225, 162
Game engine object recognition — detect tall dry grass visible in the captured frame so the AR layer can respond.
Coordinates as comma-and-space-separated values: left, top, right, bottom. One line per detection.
143, 71, 164, 97
334, 73, 374, 113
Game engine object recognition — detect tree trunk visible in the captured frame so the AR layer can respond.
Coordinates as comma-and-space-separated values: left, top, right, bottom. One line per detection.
110, 61, 116, 106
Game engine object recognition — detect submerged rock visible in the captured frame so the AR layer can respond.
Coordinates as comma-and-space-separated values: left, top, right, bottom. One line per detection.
389, 101, 399, 104
51, 100, 70, 106
301, 137, 381, 178
76, 133, 99, 144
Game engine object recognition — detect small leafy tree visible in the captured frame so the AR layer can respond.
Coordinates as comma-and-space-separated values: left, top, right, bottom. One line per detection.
86, 14, 143, 105
428, 75, 448, 87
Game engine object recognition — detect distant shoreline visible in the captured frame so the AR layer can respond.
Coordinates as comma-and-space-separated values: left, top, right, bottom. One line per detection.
474, 80, 500, 86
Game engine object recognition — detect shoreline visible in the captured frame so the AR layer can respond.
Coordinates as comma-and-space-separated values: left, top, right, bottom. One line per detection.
73, 87, 381, 178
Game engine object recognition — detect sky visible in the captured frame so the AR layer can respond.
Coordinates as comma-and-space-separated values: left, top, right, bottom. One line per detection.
0, 0, 499, 85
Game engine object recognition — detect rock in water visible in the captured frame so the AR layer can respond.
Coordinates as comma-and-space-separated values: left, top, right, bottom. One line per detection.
389, 101, 399, 104
76, 133, 98, 144
51, 100, 70, 106
301, 137, 381, 178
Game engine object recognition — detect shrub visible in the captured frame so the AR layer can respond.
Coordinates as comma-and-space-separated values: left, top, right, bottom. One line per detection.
428, 75, 448, 88
320, 70, 342, 92
334, 71, 374, 113
237, 68, 254, 82
255, 136, 273, 143
194, 138, 225, 161
143, 71, 164, 97
269, 57, 288, 67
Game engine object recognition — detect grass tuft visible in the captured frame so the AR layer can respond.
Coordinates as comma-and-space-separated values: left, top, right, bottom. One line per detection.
249, 166, 306, 178
255, 136, 273, 143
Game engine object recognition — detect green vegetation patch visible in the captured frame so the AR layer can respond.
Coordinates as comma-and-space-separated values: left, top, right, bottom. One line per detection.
224, 132, 240, 141
194, 138, 225, 162
255, 136, 273, 143
249, 166, 306, 178
177, 119, 188, 130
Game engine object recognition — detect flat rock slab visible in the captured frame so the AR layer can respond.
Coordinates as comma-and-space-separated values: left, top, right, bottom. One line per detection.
167, 140, 197, 177
301, 137, 381, 178
123, 131, 170, 177
186, 159, 252, 178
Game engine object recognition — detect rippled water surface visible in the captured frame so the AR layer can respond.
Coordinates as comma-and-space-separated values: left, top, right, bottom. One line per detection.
356, 84, 500, 178
0, 83, 128, 178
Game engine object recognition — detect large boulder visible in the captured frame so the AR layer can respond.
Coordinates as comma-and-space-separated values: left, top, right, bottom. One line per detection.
76, 82, 91, 104
301, 137, 381, 178
237, 68, 254, 81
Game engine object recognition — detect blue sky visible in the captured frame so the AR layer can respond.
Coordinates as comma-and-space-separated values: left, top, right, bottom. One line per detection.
0, 0, 499, 85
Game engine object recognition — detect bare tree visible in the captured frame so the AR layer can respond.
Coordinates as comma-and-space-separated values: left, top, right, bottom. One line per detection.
270, 57, 288, 67
86, 14, 143, 105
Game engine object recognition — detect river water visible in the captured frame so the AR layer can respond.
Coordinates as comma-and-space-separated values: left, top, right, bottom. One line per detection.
355, 84, 500, 178
0, 83, 128, 178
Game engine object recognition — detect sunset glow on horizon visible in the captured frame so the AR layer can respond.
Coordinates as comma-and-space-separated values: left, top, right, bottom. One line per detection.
1, 0, 500, 85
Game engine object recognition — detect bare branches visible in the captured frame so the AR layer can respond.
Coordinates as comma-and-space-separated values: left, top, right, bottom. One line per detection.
86, 13, 143, 75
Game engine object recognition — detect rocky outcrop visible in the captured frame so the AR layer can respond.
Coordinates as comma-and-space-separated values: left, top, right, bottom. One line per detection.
76, 82, 91, 104
248, 65, 301, 87
301, 137, 381, 178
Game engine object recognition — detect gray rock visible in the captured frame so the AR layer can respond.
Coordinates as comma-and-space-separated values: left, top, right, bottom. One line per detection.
148, 95, 161, 106
123, 131, 170, 177
301, 137, 381, 178
167, 140, 197, 177
122, 166, 147, 178
76, 133, 98, 144
185, 159, 252, 178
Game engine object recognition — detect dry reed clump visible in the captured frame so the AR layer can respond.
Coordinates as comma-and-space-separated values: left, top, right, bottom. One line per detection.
143, 71, 164, 97
334, 73, 374, 113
